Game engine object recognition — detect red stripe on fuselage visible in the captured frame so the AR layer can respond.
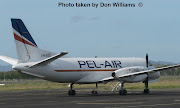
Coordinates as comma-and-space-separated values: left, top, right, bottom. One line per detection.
14, 33, 36, 47
55, 69, 117, 72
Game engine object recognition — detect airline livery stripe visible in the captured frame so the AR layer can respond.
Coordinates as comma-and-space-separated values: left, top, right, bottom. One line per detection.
55, 69, 116, 72
14, 33, 37, 47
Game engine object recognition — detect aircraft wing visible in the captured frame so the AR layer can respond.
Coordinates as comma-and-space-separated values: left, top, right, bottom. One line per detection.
100, 64, 180, 82
116, 64, 180, 78
100, 77, 114, 82
0, 55, 18, 65
29, 52, 68, 68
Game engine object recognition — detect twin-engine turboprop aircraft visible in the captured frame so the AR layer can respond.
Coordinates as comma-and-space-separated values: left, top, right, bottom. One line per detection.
0, 19, 180, 96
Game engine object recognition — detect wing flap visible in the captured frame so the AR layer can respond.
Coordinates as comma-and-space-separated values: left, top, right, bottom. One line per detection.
29, 52, 68, 68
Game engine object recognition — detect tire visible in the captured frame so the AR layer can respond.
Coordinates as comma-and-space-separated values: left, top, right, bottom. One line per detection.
123, 89, 127, 95
92, 90, 98, 94
68, 90, 76, 96
119, 89, 127, 95
144, 89, 150, 93
72, 90, 76, 95
119, 90, 123, 95
68, 90, 72, 95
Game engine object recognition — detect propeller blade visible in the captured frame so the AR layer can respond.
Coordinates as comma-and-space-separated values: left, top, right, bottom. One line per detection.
146, 53, 148, 68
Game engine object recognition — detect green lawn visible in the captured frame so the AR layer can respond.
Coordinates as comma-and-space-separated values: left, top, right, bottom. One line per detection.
0, 76, 180, 91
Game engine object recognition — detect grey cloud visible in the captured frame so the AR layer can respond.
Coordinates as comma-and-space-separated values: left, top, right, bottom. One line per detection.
71, 16, 100, 23
71, 15, 86, 23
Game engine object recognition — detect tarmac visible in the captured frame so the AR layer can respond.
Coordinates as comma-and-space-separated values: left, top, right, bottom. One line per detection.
0, 89, 180, 108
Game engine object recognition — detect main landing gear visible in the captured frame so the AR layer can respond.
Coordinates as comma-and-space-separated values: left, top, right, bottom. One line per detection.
119, 82, 127, 95
92, 83, 98, 94
143, 78, 150, 94
68, 83, 76, 96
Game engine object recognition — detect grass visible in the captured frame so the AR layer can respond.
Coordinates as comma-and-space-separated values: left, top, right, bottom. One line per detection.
0, 76, 180, 91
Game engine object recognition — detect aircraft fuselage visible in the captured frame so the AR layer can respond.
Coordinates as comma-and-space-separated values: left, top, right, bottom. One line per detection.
14, 57, 160, 83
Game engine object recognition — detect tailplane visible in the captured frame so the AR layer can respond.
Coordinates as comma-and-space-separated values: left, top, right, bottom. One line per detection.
0, 55, 18, 65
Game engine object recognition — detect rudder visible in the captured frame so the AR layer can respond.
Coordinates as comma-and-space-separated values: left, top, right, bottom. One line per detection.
11, 19, 55, 63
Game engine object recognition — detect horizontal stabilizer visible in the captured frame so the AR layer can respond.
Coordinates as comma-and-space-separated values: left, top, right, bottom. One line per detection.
29, 52, 68, 68
0, 55, 18, 65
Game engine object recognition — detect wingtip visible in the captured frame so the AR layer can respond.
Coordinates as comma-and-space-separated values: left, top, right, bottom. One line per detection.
62, 51, 68, 54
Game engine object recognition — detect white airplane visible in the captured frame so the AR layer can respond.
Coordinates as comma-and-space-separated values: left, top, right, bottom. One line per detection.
0, 19, 180, 96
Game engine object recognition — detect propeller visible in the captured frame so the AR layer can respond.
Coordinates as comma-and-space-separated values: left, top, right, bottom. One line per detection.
146, 53, 148, 68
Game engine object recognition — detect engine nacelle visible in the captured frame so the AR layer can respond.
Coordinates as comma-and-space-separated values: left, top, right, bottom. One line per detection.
112, 66, 148, 83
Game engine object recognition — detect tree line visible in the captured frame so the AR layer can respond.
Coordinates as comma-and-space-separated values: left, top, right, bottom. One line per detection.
0, 70, 36, 80
155, 65, 180, 76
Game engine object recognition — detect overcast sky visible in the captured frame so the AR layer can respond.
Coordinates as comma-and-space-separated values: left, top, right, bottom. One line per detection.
0, 0, 180, 65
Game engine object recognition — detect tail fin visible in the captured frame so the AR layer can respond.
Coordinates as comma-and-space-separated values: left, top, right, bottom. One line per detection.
11, 19, 37, 47
11, 18, 55, 63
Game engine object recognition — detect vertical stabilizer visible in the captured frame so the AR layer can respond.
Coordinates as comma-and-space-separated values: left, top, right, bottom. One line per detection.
11, 19, 55, 63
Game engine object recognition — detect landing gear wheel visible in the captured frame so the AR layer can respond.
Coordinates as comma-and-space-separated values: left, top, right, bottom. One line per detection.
92, 90, 98, 94
119, 82, 127, 95
92, 83, 98, 95
119, 89, 127, 95
143, 76, 150, 94
68, 83, 76, 96
68, 90, 76, 96
144, 89, 149, 94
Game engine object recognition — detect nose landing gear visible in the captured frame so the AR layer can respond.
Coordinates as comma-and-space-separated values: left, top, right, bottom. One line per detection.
119, 82, 127, 95
143, 77, 150, 94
